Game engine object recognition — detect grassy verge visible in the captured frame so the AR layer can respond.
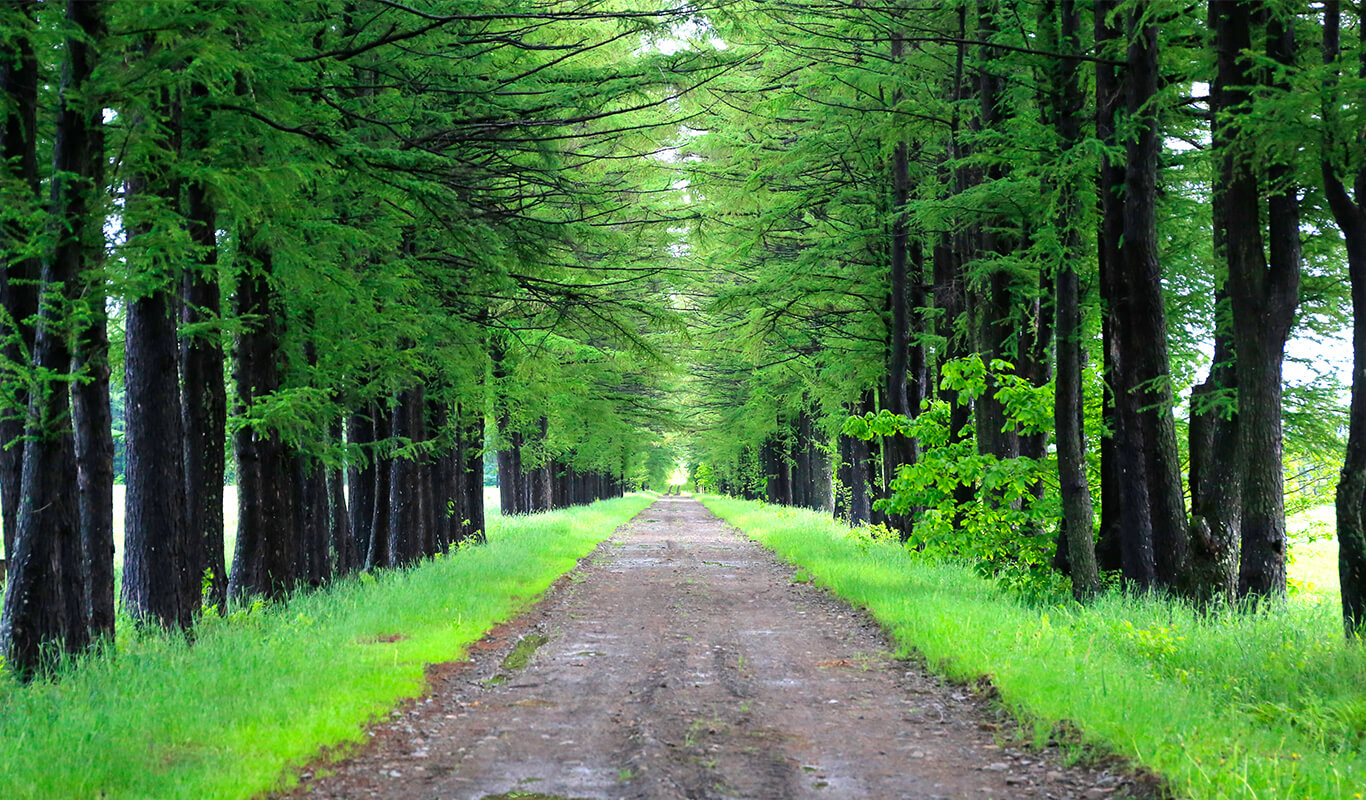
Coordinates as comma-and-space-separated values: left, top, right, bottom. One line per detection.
702, 495, 1366, 800
0, 493, 652, 800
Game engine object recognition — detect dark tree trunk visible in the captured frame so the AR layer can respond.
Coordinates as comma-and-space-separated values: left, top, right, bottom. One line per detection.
972, 1, 1021, 470
1236, 10, 1301, 600
228, 244, 297, 602
124, 285, 194, 629
328, 419, 356, 574
463, 412, 486, 543
0, 1, 40, 561
296, 454, 330, 588
1, 0, 105, 675
72, 241, 113, 639
122, 77, 194, 630
1321, 0, 1366, 634
347, 409, 376, 562
180, 82, 227, 612
1043, 0, 1100, 599
1187, 1, 1251, 604
1096, 0, 1190, 589
367, 405, 392, 570
388, 384, 426, 567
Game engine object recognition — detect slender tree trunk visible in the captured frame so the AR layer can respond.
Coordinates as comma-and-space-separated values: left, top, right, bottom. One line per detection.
181, 82, 227, 612
463, 412, 485, 543
388, 384, 425, 567
1236, 10, 1301, 600
328, 419, 355, 574
72, 260, 113, 638
228, 244, 297, 601
367, 405, 392, 569
1187, 1, 1250, 604
1043, 0, 1100, 599
348, 408, 376, 562
1323, 0, 1366, 636
0, 1, 40, 561
1, 0, 105, 675
296, 454, 330, 587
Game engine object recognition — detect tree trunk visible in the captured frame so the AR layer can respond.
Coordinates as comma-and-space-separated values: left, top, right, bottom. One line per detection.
1236, 10, 1301, 600
0, 0, 40, 561
180, 81, 227, 612
463, 413, 485, 543
72, 249, 114, 639
228, 244, 297, 602
1096, 0, 1189, 590
328, 419, 355, 574
124, 286, 194, 628
367, 405, 392, 569
1044, 0, 1100, 600
1, 0, 105, 675
296, 453, 330, 588
1321, 0, 1366, 634
347, 408, 376, 563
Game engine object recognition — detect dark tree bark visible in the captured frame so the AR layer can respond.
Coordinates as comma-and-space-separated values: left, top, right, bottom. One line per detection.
1321, 0, 1366, 635
124, 285, 195, 629
0, 0, 41, 561
1, 0, 105, 675
347, 408, 376, 562
122, 80, 194, 631
497, 417, 518, 516
366, 405, 392, 570
1043, 0, 1100, 599
1235, 7, 1301, 600
180, 81, 227, 612
328, 419, 356, 574
463, 412, 486, 543
1187, 1, 1251, 604
228, 243, 298, 602
1093, 0, 1125, 576
388, 384, 425, 567
1095, 0, 1189, 590
296, 454, 330, 588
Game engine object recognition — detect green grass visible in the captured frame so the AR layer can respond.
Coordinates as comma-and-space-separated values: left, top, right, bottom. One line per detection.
702, 495, 1366, 800
0, 493, 651, 800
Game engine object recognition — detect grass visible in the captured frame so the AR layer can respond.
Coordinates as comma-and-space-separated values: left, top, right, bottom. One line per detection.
701, 495, 1366, 800
0, 492, 651, 800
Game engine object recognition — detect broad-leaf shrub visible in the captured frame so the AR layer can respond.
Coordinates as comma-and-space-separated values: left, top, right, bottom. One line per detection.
844, 355, 1062, 590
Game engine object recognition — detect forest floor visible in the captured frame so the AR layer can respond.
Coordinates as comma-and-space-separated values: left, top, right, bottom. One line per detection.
283, 497, 1153, 800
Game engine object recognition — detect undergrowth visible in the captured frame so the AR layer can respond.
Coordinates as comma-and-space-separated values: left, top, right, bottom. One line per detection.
702, 495, 1366, 800
0, 493, 651, 800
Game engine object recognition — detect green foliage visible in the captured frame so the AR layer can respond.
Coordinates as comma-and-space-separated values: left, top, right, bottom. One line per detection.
0, 494, 652, 800
705, 495, 1366, 800
846, 356, 1061, 590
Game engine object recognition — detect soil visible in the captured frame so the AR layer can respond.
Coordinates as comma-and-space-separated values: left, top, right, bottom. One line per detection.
284, 497, 1156, 800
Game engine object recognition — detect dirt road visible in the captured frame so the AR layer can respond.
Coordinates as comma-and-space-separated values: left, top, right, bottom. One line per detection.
290, 497, 1145, 800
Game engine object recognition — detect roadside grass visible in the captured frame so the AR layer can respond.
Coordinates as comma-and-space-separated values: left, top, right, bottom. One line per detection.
702, 495, 1366, 800
0, 493, 651, 800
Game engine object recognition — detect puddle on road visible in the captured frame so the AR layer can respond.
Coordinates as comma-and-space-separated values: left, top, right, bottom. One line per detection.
501, 634, 550, 671
486, 633, 550, 686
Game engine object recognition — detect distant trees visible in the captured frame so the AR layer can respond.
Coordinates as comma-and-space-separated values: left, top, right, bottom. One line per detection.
0, 0, 699, 677
685, 0, 1360, 621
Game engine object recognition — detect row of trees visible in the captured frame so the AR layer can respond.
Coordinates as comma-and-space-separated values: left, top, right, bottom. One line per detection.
0, 0, 696, 677
682, 0, 1366, 634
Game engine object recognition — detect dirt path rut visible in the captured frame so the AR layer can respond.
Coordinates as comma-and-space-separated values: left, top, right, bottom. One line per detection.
291, 497, 1144, 800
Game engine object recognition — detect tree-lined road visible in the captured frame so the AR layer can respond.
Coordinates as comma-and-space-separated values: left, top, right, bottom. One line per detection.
295, 498, 1144, 800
